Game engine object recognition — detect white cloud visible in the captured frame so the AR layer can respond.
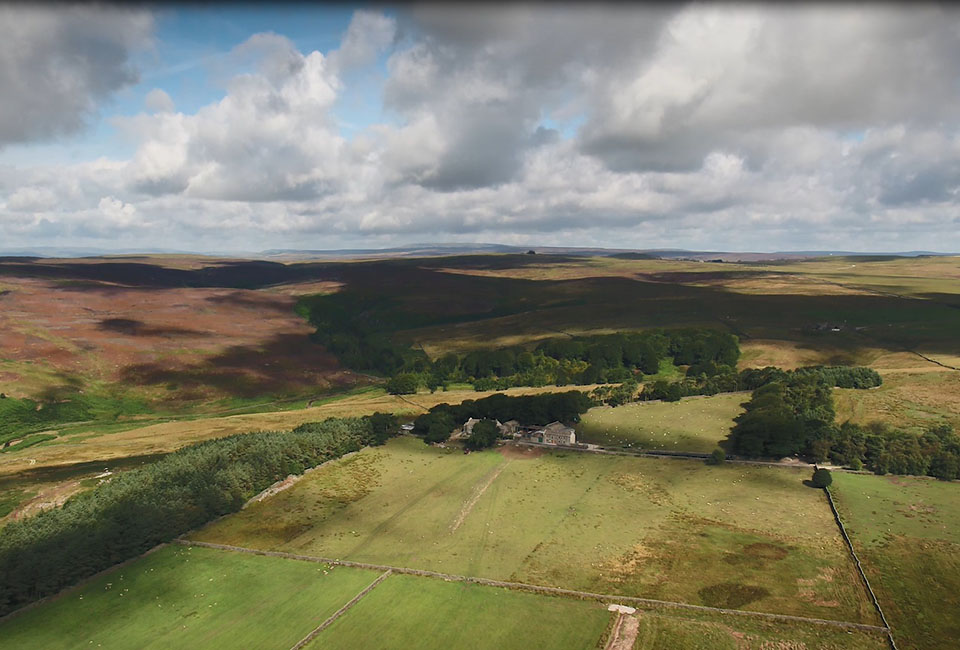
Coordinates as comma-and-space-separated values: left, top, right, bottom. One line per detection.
98, 196, 138, 226
2, 6, 960, 253
116, 32, 344, 202
144, 88, 175, 114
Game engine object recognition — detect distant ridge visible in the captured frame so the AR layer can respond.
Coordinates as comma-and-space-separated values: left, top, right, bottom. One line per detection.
0, 243, 955, 261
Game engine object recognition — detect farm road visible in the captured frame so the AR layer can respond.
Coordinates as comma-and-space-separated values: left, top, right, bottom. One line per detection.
514, 441, 820, 470
174, 539, 890, 636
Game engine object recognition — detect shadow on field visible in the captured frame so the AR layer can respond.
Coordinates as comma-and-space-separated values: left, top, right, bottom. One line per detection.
118, 332, 351, 399
3, 255, 959, 357
98, 318, 211, 338
203, 291, 296, 313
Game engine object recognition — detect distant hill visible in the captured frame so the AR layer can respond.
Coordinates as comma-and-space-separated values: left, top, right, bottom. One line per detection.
1, 242, 955, 261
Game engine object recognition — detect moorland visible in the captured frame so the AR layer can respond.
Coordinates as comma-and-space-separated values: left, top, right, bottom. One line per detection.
0, 251, 958, 649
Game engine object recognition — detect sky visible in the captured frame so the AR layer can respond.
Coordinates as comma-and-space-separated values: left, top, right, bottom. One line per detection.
1, 3, 959, 254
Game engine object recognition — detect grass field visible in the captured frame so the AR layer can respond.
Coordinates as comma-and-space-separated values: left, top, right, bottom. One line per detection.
834, 369, 960, 433
576, 392, 746, 451
630, 609, 887, 649
831, 472, 960, 650
191, 437, 877, 624
312, 573, 611, 649
0, 545, 381, 650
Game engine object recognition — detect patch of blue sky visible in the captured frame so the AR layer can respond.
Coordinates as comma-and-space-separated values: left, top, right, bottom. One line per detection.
1, 6, 388, 166
334, 55, 393, 136
840, 130, 865, 142
539, 114, 585, 140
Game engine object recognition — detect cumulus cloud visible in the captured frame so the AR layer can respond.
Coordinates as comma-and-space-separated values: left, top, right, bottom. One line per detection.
329, 9, 397, 72
0, 6, 153, 146
117, 31, 343, 202
144, 89, 175, 114
2, 5, 960, 253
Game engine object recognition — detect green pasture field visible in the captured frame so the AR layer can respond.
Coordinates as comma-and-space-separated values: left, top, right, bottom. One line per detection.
191, 437, 877, 624
631, 609, 887, 650
576, 392, 746, 451
311, 573, 611, 650
831, 471, 960, 650
0, 545, 381, 650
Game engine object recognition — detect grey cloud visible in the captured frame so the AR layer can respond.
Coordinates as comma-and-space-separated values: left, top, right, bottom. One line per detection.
879, 166, 960, 206
0, 6, 153, 146
5, 6, 960, 254
579, 6, 960, 173
382, 5, 677, 189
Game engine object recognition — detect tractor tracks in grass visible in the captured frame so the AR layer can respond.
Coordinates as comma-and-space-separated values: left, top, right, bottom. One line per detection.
450, 461, 509, 534
174, 539, 890, 636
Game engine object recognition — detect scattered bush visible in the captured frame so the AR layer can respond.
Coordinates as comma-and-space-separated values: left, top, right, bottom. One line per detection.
811, 468, 833, 488
386, 373, 420, 395
708, 448, 726, 465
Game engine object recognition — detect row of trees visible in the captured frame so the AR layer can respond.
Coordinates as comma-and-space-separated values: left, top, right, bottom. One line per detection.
0, 414, 399, 617
825, 421, 960, 479
388, 329, 740, 394
411, 391, 594, 444
640, 365, 882, 402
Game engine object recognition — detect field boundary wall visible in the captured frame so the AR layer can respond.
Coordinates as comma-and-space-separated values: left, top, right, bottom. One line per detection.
176, 539, 890, 635
821, 479, 898, 650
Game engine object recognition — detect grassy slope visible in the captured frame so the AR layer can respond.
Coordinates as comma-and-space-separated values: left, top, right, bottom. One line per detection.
0, 545, 381, 650
192, 437, 876, 624
830, 471, 960, 650
576, 392, 747, 451
312, 573, 611, 650
834, 369, 960, 433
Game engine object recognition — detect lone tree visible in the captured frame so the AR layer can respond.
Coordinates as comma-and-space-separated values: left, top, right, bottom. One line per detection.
707, 447, 726, 465
386, 373, 419, 395
811, 467, 833, 488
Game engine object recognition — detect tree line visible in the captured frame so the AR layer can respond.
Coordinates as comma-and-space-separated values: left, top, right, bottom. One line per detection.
0, 413, 399, 617
638, 365, 882, 402
411, 391, 594, 444
384, 329, 740, 394
297, 286, 742, 393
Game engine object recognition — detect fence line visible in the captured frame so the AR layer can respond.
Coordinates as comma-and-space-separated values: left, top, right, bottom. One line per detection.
289, 569, 392, 650
821, 478, 898, 650
177, 539, 889, 635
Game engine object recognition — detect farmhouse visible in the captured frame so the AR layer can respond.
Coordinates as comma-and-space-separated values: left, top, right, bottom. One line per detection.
499, 420, 519, 436
451, 418, 575, 446
519, 421, 576, 446
541, 421, 577, 445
